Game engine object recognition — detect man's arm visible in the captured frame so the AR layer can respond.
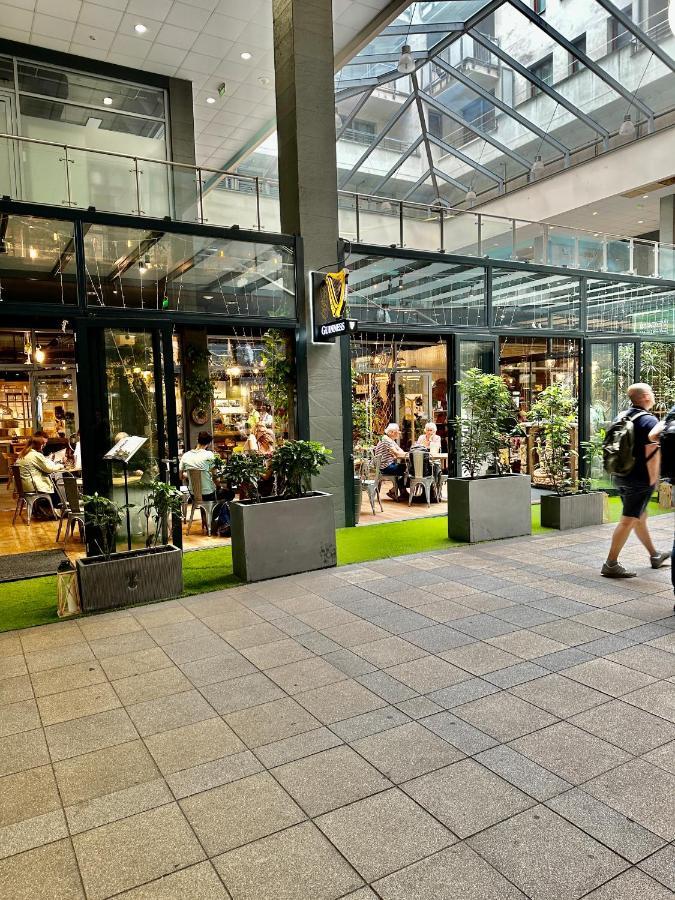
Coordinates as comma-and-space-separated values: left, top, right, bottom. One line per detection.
646, 441, 661, 486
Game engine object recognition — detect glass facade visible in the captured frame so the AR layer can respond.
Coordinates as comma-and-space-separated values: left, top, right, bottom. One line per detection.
0, 215, 77, 305
586, 279, 675, 333
492, 269, 581, 331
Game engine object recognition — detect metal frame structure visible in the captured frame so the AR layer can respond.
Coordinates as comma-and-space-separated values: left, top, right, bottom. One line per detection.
335, 0, 675, 205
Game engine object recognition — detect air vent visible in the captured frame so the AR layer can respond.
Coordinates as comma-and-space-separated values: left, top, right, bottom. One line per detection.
622, 177, 675, 198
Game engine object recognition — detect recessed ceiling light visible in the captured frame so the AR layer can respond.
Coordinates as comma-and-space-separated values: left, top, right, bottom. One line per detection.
257, 75, 271, 87
103, 96, 113, 106
203, 295, 213, 300
206, 97, 216, 104
642, 194, 649, 198
134, 23, 147, 34
592, 211, 598, 216
240, 51, 252, 60
638, 219, 644, 224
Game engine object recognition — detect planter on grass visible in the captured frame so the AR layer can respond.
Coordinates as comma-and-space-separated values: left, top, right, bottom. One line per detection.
448, 473, 532, 543
230, 491, 336, 582
540, 491, 604, 530
77, 545, 183, 612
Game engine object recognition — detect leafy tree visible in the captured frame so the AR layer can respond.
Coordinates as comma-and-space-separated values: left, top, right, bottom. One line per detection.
456, 369, 514, 478
529, 384, 577, 496
141, 481, 183, 546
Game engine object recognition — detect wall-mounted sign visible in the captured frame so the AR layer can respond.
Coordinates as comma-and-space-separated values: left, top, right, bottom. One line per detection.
311, 269, 357, 343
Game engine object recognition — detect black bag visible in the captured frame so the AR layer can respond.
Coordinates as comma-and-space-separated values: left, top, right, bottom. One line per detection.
603, 410, 648, 476
660, 415, 675, 481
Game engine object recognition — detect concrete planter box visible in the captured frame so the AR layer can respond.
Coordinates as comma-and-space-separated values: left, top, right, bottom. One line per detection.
540, 491, 604, 530
77, 545, 183, 612
448, 474, 531, 543
230, 491, 337, 582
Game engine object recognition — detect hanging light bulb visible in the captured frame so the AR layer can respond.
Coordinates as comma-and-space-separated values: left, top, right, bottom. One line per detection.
334, 108, 342, 130
465, 187, 477, 204
531, 155, 545, 178
397, 44, 415, 75
34, 345, 45, 364
619, 113, 636, 137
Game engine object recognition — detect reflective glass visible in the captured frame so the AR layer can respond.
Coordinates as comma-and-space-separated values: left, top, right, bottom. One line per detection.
0, 215, 77, 305
586, 279, 675, 334
492, 269, 581, 330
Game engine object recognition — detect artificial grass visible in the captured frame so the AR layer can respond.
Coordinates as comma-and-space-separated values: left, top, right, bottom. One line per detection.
0, 496, 669, 633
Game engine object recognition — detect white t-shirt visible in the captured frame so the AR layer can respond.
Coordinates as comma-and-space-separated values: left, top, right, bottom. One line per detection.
180, 448, 216, 495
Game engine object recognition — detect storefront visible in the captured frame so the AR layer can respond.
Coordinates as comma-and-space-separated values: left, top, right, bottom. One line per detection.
346, 245, 675, 524
0, 201, 299, 557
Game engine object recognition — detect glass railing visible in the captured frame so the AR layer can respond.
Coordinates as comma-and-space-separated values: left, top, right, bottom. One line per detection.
1, 132, 674, 282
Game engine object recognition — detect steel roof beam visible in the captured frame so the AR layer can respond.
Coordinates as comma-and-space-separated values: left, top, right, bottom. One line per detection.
426, 133, 503, 188
411, 71, 441, 200
336, 88, 374, 140
402, 170, 432, 201
432, 166, 470, 193
370, 136, 424, 193
342, 50, 428, 65
426, 0, 506, 58
339, 93, 416, 188
469, 30, 611, 143
432, 57, 569, 160
509, 0, 654, 123
593, 0, 675, 74
382, 23, 466, 36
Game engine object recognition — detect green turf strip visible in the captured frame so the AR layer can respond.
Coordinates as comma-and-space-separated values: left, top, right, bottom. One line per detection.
0, 497, 668, 633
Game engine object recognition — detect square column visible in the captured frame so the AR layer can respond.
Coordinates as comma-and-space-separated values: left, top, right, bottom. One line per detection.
273, 0, 348, 525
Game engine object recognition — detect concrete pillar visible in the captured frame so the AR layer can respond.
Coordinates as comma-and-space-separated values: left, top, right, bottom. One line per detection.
273, 0, 347, 526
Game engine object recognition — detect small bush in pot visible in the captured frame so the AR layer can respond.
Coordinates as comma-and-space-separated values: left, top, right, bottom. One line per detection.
141, 480, 184, 546
82, 492, 121, 559
271, 440, 333, 497
221, 452, 267, 501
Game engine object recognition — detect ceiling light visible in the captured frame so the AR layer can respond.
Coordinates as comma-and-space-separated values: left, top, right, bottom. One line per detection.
638, 219, 644, 224
203, 295, 213, 300
465, 188, 477, 204
103, 96, 113, 106
257, 75, 270, 87
592, 211, 598, 216
397, 44, 415, 75
642, 194, 649, 198
134, 23, 147, 34
206, 96, 216, 104
619, 114, 636, 138
34, 346, 45, 364
240, 51, 252, 60
530, 155, 544, 178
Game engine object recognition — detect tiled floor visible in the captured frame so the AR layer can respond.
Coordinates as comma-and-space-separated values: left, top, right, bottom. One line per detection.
1, 520, 674, 899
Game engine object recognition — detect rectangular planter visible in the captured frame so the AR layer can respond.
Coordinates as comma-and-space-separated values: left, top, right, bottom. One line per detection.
77, 545, 183, 612
230, 491, 336, 582
540, 491, 605, 530
448, 474, 532, 543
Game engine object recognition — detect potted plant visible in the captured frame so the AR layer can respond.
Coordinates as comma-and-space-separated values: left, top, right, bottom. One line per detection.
448, 368, 531, 542
530, 385, 604, 529
221, 451, 267, 501
184, 372, 214, 426
229, 440, 336, 582
77, 487, 183, 613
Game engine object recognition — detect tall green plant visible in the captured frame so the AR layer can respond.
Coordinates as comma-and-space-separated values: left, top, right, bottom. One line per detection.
222, 452, 266, 501
82, 493, 122, 560
579, 428, 605, 493
141, 481, 183, 546
262, 330, 292, 431
529, 384, 577, 496
456, 368, 514, 478
271, 440, 332, 498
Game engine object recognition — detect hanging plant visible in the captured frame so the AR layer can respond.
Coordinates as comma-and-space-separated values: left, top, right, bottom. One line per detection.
261, 329, 292, 430
183, 373, 214, 410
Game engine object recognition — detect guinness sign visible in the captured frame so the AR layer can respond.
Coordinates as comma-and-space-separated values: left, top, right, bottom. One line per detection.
311, 269, 357, 343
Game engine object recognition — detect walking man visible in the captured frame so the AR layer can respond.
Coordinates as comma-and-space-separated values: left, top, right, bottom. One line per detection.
602, 383, 671, 578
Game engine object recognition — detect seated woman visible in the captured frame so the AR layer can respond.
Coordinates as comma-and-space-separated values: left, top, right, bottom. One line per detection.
255, 424, 275, 456
17, 435, 64, 511
414, 422, 441, 454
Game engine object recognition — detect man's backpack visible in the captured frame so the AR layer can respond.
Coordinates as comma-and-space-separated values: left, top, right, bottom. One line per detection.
659, 415, 675, 481
602, 410, 649, 476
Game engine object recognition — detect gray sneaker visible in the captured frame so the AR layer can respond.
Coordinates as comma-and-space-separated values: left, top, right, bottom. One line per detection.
601, 561, 637, 578
650, 551, 671, 569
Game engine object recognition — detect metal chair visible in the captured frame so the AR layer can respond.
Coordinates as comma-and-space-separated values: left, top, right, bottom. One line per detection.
360, 453, 383, 515
435, 468, 449, 502
408, 449, 434, 508
186, 468, 215, 536
11, 464, 57, 525
375, 460, 400, 501
54, 473, 85, 544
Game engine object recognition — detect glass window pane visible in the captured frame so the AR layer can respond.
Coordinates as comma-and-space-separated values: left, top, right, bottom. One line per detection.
84, 225, 296, 318
587, 279, 675, 333
640, 341, 675, 417
492, 269, 581, 331
0, 215, 77, 305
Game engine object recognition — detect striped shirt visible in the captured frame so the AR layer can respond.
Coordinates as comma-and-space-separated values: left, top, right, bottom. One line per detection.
374, 435, 403, 470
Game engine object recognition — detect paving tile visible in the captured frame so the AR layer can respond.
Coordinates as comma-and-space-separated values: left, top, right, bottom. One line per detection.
570, 699, 675, 755
468, 804, 628, 900
265, 657, 347, 694
0, 765, 65, 858
547, 788, 665, 864
440, 640, 522, 675
639, 844, 675, 891
219, 621, 288, 649
79, 615, 143, 641
272, 745, 390, 816
583, 868, 674, 899
352, 721, 462, 784
422, 711, 498, 754
400, 625, 475, 653
583, 759, 675, 841
533, 647, 596, 671
0, 655, 26, 679
572, 609, 644, 633
73, 803, 205, 900
406, 598, 476, 623
143, 716, 245, 775
178, 652, 257, 687
53, 740, 159, 807
19, 622, 84, 655
180, 771, 305, 855
454, 691, 558, 742
315, 788, 454, 882
239, 637, 315, 670
0, 699, 40, 738
99, 647, 173, 681
475, 745, 572, 801
623, 681, 675, 723
606, 644, 675, 679
0, 728, 49, 777
531, 620, 608, 646
404, 758, 534, 838
383, 656, 469, 693
492, 604, 559, 627
0, 807, 68, 861
126, 689, 216, 738
319, 621, 390, 647
200, 672, 285, 714
531, 596, 598, 617
486, 630, 568, 661
295, 679, 386, 725
642, 740, 675, 775
0, 675, 33, 706
37, 682, 121, 726
0, 839, 85, 899
45, 708, 138, 762
295, 631, 343, 655
24, 642, 95, 676
322, 649, 377, 677
30, 661, 107, 698
452, 614, 520, 640
145, 619, 216, 647
111, 666, 193, 705
351, 636, 426, 667
366, 609, 437, 635
356, 670, 417, 703
113, 861, 230, 899
89, 630, 157, 660
579, 635, 639, 657
510, 673, 608, 718
564, 659, 656, 697
330, 706, 411, 742
66, 778, 173, 836
254, 726, 343, 768
483, 661, 550, 688
163, 634, 233, 665
213, 821, 363, 900
427, 677, 499, 709
225, 696, 321, 748
394, 696, 443, 719
167, 750, 263, 800
373, 843, 528, 900
509, 722, 632, 784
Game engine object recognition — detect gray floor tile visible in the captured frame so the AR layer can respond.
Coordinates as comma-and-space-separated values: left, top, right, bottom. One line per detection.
295, 631, 344, 655
253, 726, 343, 769
265, 657, 347, 695
475, 745, 572, 801
468, 804, 628, 900
439, 640, 521, 675
400, 625, 475, 653
143, 717, 244, 775
0, 839, 85, 900
606, 645, 675, 679
330, 706, 411, 743
126, 690, 216, 738
356, 671, 417, 703
484, 662, 550, 688
295, 680, 387, 725
322, 649, 377, 678
225, 697, 321, 748
352, 721, 463, 783
112, 861, 230, 899
367, 610, 437, 635
394, 696, 443, 719
533, 647, 596, 671
547, 788, 665, 863
45, 709, 138, 763
315, 788, 454, 882
582, 868, 674, 899
510, 673, 608, 718
166, 750, 263, 800
384, 656, 469, 693
487, 630, 568, 661
454, 692, 558, 742
427, 677, 499, 709
623, 681, 675, 723
580, 635, 639, 657
492, 605, 559, 627
421, 712, 498, 754
200, 672, 285, 715
569, 699, 675, 755
271, 745, 390, 816
564, 659, 656, 697
452, 615, 520, 639
531, 620, 608, 647
404, 758, 534, 838
213, 821, 363, 900
642, 740, 675, 775
638, 844, 675, 891
178, 653, 257, 687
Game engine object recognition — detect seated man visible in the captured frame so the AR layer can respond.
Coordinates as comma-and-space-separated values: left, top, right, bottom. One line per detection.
179, 431, 217, 500
374, 423, 409, 502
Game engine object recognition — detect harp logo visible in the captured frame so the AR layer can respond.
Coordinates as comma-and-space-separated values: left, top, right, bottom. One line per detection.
325, 270, 347, 319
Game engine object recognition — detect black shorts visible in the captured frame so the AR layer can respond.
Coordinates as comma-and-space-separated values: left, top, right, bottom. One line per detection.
616, 481, 653, 519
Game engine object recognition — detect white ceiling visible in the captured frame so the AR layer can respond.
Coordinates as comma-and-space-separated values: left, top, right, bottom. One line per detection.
0, 0, 396, 170
542, 185, 675, 241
